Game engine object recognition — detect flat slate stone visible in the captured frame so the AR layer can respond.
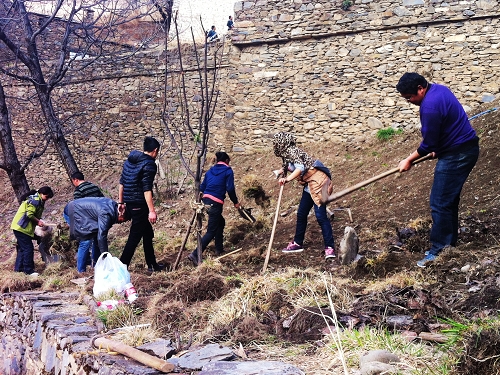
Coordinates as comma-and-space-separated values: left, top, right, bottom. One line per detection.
200, 360, 305, 375
177, 344, 234, 370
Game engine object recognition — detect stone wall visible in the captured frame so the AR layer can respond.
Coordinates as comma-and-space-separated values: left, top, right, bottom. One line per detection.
2, 0, 500, 185
223, 0, 500, 148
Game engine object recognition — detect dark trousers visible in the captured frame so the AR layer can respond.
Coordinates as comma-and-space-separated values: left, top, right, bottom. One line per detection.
191, 199, 225, 257
429, 145, 479, 255
13, 230, 35, 274
120, 203, 157, 267
294, 189, 335, 249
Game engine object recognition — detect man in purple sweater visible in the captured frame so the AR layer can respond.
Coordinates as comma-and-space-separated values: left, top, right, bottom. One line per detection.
396, 73, 479, 267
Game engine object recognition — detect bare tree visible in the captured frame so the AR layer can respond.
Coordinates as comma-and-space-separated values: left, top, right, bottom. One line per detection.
0, 82, 31, 202
167, 15, 227, 268
0, 0, 167, 183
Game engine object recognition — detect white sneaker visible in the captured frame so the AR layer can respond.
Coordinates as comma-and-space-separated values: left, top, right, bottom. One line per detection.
29, 272, 39, 277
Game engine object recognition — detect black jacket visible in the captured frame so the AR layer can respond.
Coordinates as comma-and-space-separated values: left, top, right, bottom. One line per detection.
119, 150, 157, 204
64, 197, 119, 253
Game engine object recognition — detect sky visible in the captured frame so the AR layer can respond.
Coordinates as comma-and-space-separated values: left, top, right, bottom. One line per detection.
176, 0, 236, 41
26, 0, 236, 43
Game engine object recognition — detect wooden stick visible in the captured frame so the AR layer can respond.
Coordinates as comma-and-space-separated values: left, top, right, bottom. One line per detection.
418, 332, 448, 343
94, 336, 175, 373
262, 184, 284, 273
216, 247, 243, 260
172, 211, 197, 271
322, 154, 433, 204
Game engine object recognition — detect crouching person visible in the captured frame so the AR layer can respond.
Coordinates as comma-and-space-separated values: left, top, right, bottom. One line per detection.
64, 197, 129, 273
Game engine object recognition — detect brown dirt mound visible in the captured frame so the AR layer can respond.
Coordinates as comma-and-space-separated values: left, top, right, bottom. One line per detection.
166, 270, 227, 303
457, 328, 500, 375
277, 307, 333, 343
231, 316, 271, 344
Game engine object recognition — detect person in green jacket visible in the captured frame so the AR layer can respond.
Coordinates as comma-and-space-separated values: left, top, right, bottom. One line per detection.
11, 186, 54, 276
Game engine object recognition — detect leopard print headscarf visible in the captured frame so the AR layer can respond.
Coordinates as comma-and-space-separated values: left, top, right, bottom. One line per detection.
272, 132, 315, 171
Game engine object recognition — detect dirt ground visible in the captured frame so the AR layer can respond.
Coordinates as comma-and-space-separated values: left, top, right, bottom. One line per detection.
0, 100, 499, 374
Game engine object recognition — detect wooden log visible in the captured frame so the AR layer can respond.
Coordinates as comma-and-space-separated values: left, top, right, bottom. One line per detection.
94, 336, 175, 373
418, 332, 448, 343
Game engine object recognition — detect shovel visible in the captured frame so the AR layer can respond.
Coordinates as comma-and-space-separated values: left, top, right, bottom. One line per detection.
321, 154, 433, 204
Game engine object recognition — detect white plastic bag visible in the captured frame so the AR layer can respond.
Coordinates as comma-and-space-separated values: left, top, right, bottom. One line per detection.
93, 252, 131, 297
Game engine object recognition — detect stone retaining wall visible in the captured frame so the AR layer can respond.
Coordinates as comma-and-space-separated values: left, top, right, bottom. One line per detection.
0, 292, 154, 375
3, 0, 500, 185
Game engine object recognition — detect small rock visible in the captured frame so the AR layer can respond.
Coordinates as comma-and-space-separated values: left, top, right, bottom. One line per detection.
200, 360, 305, 375
360, 349, 400, 366
360, 361, 396, 375
460, 264, 471, 273
177, 344, 234, 370
339, 226, 359, 265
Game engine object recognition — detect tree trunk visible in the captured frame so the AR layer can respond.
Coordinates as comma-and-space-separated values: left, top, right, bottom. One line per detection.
0, 83, 30, 202
35, 86, 79, 178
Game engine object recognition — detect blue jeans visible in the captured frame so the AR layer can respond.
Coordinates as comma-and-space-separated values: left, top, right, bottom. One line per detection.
294, 190, 335, 249
76, 239, 100, 273
13, 230, 35, 274
64, 212, 100, 272
191, 199, 225, 257
428, 145, 479, 256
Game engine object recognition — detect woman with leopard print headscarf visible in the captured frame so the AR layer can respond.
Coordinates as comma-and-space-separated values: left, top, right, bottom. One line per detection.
272, 132, 336, 260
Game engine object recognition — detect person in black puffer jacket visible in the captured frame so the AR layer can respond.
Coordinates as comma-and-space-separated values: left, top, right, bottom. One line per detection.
118, 136, 163, 272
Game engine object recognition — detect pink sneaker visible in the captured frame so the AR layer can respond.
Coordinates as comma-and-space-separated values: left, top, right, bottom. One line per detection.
282, 242, 304, 253
324, 247, 336, 259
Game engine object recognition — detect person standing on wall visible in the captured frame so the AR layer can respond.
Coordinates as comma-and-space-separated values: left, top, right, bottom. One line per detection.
396, 72, 479, 268
70, 171, 104, 273
272, 132, 336, 260
187, 152, 240, 266
207, 25, 218, 43
227, 16, 234, 30
119, 136, 164, 272
11, 186, 54, 277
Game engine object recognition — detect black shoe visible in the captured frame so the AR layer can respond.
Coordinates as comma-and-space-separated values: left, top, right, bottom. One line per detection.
147, 262, 165, 272
187, 253, 199, 266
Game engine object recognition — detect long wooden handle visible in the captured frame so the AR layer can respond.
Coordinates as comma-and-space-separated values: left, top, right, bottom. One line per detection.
172, 211, 197, 270
262, 184, 284, 273
94, 337, 174, 373
322, 154, 433, 204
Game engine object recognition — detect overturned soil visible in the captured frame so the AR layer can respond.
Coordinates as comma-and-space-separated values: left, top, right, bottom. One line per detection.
0, 101, 499, 374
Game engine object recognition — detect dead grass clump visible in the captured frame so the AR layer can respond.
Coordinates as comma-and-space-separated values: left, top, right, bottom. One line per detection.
456, 327, 500, 374
232, 316, 271, 344
200, 269, 352, 340
278, 307, 333, 343
167, 270, 227, 303
241, 174, 270, 208
0, 271, 42, 292
141, 296, 186, 334
353, 251, 406, 278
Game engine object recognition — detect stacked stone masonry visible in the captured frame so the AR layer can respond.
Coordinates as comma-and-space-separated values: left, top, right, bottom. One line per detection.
2, 0, 500, 184
0, 292, 161, 375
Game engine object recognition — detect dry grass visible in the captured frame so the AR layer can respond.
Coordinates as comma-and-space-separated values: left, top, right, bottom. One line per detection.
200, 268, 355, 341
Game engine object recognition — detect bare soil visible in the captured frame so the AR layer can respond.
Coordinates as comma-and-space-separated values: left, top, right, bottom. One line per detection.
0, 101, 499, 374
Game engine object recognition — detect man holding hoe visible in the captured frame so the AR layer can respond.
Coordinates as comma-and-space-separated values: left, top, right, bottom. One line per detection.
396, 72, 479, 268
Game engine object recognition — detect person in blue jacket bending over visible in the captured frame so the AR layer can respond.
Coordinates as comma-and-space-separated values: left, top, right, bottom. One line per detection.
188, 152, 240, 266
